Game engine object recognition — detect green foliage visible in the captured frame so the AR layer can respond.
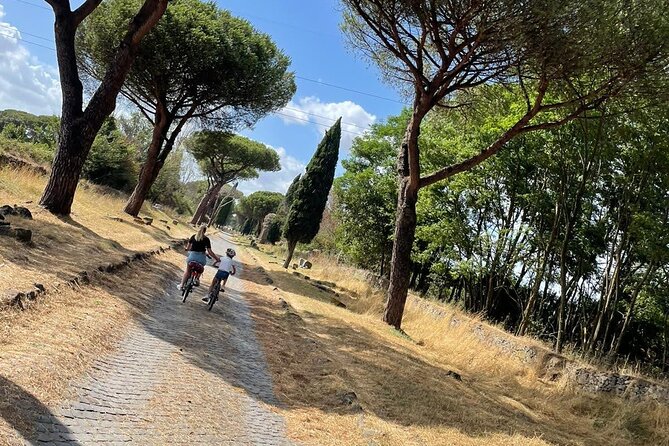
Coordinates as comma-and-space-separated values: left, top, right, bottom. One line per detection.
333, 113, 405, 272
334, 97, 669, 370
284, 174, 301, 209
83, 118, 138, 192
267, 218, 282, 244
78, 0, 296, 129
0, 109, 59, 148
186, 131, 280, 184
214, 198, 234, 226
284, 119, 341, 244
238, 190, 284, 233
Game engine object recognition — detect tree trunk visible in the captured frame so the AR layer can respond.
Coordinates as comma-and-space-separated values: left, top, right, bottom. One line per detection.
191, 183, 222, 225
201, 184, 223, 224
40, 0, 167, 215
611, 264, 654, 355
40, 123, 97, 214
383, 178, 418, 329
517, 204, 560, 336
124, 106, 170, 216
283, 238, 297, 268
124, 156, 163, 216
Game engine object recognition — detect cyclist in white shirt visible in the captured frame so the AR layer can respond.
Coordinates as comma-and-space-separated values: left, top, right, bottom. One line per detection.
204, 248, 236, 302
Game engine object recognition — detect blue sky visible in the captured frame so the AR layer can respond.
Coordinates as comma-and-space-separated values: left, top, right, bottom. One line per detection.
0, 0, 405, 194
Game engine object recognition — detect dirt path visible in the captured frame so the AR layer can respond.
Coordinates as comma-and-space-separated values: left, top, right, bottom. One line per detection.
22, 235, 290, 445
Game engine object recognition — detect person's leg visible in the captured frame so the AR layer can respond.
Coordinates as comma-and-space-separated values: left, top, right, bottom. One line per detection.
209, 276, 220, 294
180, 264, 191, 288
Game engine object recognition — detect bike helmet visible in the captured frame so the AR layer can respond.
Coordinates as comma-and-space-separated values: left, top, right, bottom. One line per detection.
226, 248, 236, 257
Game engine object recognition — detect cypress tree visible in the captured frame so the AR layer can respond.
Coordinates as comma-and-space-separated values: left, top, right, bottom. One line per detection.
283, 118, 341, 268
284, 174, 301, 209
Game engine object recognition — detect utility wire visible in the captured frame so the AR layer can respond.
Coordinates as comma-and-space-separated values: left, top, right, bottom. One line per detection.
273, 111, 367, 137
2, 6, 405, 106
5, 0, 50, 10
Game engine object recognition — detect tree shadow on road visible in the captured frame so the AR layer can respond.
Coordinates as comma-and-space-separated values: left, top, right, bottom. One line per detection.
0, 375, 82, 445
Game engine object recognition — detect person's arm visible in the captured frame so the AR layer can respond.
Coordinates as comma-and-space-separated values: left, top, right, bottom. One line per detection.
207, 247, 220, 262
231, 264, 236, 275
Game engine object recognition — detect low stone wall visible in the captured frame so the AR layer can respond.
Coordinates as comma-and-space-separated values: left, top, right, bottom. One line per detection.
406, 297, 669, 405
2, 239, 185, 311
0, 152, 48, 174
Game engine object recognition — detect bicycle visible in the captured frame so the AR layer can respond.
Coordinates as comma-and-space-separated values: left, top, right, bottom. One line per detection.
182, 261, 205, 303
206, 277, 222, 311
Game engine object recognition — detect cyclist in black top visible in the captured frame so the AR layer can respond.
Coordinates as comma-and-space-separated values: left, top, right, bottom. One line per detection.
178, 224, 219, 290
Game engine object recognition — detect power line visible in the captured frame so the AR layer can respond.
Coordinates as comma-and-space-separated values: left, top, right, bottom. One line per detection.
0, 23, 52, 42
282, 105, 371, 130
273, 111, 367, 137
2, 15, 407, 105
5, 0, 51, 10
0, 30, 56, 51
295, 75, 406, 105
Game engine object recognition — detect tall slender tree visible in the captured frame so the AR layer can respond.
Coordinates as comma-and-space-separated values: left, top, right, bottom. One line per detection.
39, 0, 167, 215
342, 0, 669, 329
283, 119, 341, 268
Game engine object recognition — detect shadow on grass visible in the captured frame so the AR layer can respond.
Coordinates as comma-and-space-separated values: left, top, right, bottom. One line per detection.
0, 232, 627, 446
0, 375, 82, 445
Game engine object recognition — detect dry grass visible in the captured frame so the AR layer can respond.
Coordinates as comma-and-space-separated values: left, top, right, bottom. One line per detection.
0, 167, 191, 294
0, 251, 184, 445
239, 239, 669, 446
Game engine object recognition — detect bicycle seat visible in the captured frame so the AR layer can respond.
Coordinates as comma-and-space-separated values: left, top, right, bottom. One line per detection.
188, 261, 205, 274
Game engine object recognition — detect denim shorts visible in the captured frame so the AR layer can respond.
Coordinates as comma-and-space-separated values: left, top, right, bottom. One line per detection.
214, 270, 230, 281
186, 251, 207, 266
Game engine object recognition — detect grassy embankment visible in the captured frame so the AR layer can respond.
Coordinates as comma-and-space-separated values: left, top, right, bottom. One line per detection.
0, 165, 190, 444
237, 237, 669, 446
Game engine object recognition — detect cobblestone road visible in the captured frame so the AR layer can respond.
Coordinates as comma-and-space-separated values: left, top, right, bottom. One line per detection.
24, 236, 290, 445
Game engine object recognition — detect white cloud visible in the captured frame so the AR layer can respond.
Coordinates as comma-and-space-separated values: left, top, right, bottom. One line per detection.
0, 5, 61, 115
278, 96, 376, 152
238, 146, 305, 195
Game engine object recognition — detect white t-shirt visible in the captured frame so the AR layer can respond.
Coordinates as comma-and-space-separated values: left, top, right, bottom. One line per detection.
218, 256, 235, 273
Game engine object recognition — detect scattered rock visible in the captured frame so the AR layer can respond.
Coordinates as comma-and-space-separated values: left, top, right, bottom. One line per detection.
264, 277, 274, 285
340, 391, 363, 412
142, 217, 153, 226
446, 370, 462, 381
330, 298, 346, 308
172, 220, 179, 225
166, 226, 171, 231
0, 221, 9, 226
159, 219, 168, 224
279, 298, 289, 309
292, 263, 298, 269
13, 206, 32, 219
0, 205, 16, 216
77, 271, 90, 285
108, 216, 124, 222
13, 228, 32, 243
133, 217, 144, 225
26, 290, 36, 300
298, 258, 312, 269
34, 283, 45, 293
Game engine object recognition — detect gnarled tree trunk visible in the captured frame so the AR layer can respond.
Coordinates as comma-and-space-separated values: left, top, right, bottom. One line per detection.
383, 178, 418, 329
40, 0, 168, 215
283, 238, 297, 269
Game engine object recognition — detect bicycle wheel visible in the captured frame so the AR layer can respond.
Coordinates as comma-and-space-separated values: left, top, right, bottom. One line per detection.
207, 283, 220, 311
182, 277, 193, 303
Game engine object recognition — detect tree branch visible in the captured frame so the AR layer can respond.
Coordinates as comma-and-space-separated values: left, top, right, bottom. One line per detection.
73, 0, 102, 26
419, 77, 549, 188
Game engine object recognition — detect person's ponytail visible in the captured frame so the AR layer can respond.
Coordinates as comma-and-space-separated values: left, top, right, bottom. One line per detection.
195, 224, 207, 242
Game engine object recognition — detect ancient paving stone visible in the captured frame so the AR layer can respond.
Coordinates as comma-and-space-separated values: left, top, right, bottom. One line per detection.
20, 238, 292, 445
